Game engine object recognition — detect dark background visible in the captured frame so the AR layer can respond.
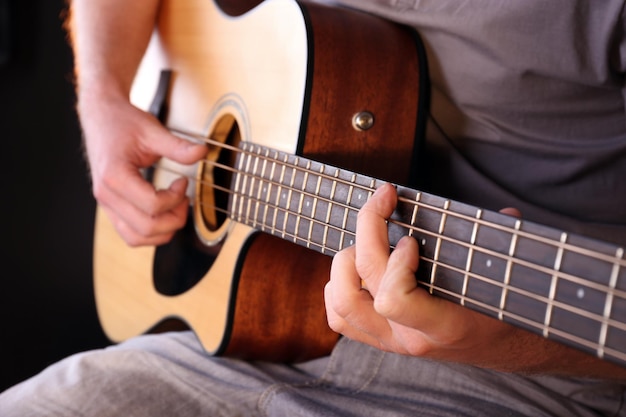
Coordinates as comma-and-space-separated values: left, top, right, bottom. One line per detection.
0, 0, 110, 391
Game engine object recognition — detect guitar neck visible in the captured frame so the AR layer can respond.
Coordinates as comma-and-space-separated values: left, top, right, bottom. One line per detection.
228, 141, 626, 367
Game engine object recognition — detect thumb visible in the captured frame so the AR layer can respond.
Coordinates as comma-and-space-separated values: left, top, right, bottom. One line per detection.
145, 123, 207, 165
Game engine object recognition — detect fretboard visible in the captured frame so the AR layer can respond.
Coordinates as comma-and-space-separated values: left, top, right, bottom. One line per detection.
228, 141, 626, 367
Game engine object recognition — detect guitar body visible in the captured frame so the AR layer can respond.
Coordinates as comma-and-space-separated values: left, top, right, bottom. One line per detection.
94, 0, 427, 362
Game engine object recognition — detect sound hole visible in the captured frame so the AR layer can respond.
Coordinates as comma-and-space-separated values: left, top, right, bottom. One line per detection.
200, 116, 241, 233
153, 117, 241, 296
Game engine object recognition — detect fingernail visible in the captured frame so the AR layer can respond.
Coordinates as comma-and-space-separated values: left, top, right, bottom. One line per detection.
373, 183, 394, 196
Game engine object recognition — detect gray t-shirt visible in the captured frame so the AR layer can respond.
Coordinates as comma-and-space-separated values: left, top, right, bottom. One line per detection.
332, 0, 626, 245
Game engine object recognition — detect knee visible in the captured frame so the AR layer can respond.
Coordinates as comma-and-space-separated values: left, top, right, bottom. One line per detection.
0, 348, 156, 416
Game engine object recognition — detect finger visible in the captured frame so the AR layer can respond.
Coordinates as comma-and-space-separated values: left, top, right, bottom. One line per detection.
373, 235, 461, 340
111, 118, 205, 216
326, 247, 394, 349
499, 207, 522, 218
326, 247, 370, 322
103, 165, 190, 220
99, 182, 189, 246
355, 183, 397, 294
110, 216, 178, 247
103, 203, 180, 247
141, 121, 208, 166
373, 236, 424, 324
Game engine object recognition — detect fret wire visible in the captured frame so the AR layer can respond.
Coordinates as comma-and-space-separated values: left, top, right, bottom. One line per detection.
428, 200, 450, 295
463, 209, 482, 307
230, 162, 626, 301
320, 166, 336, 254
239, 153, 249, 224
230, 149, 246, 223
240, 151, 254, 222
247, 154, 261, 228
340, 174, 357, 250
252, 151, 268, 228
438, 200, 450, 234
414, 193, 424, 249
470, 209, 481, 245
307, 167, 324, 250
271, 154, 288, 233
294, 160, 311, 244
260, 149, 275, 233
598, 247, 624, 358
251, 152, 263, 228
408, 192, 421, 238
544, 232, 567, 337
508, 220, 521, 257
321, 168, 335, 252
499, 219, 521, 320
243, 150, 255, 221
281, 156, 298, 239
276, 152, 297, 238
601, 346, 626, 364
238, 143, 623, 267
237, 151, 253, 222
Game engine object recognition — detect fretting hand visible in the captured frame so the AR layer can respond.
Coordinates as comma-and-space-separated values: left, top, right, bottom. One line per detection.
324, 183, 535, 370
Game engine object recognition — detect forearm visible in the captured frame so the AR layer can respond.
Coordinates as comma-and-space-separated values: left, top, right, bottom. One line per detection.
413, 314, 626, 380
66, 0, 161, 103
496, 326, 626, 380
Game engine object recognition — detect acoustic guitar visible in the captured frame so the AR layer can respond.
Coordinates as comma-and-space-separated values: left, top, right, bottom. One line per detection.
93, 0, 626, 366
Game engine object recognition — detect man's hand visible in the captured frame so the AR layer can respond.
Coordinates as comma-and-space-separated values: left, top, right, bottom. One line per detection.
325, 183, 626, 378
325, 183, 522, 367
80, 94, 207, 247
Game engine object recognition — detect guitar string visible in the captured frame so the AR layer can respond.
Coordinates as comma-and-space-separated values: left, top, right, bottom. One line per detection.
237, 142, 626, 267
225, 177, 626, 362
229, 170, 626, 332
180, 132, 626, 263
172, 127, 625, 268
194, 169, 626, 361
158, 131, 626, 326
156, 157, 626, 337
155, 172, 626, 360
162, 129, 626, 360
231, 147, 626, 303
163, 130, 626, 292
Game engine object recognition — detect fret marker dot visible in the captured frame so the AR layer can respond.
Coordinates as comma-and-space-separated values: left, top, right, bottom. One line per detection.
282, 193, 286, 199
306, 201, 310, 208
486, 259, 492, 268
349, 239, 354, 246
421, 238, 426, 246
577, 288, 585, 299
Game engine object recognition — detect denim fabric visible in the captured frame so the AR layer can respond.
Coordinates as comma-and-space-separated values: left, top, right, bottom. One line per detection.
1, 332, 623, 416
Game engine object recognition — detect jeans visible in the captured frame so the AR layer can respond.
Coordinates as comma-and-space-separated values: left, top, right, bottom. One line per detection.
0, 331, 623, 416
